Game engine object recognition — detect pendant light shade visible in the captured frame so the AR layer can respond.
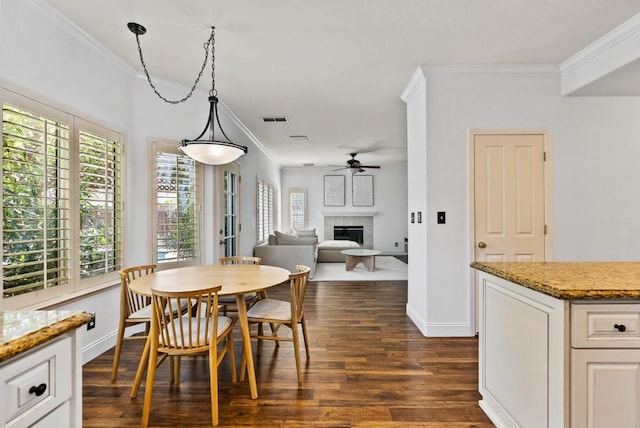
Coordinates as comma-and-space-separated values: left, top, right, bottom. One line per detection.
179, 141, 246, 165
178, 95, 248, 165
128, 23, 248, 165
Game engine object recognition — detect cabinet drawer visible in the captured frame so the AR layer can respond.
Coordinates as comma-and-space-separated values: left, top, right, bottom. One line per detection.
572, 304, 640, 348
0, 336, 72, 426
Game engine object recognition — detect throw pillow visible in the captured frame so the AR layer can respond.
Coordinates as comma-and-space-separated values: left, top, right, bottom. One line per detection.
268, 234, 277, 245
274, 231, 297, 243
294, 228, 316, 238
275, 230, 317, 245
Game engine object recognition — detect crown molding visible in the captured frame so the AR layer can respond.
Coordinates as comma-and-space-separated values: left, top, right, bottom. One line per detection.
218, 98, 280, 167
561, 13, 640, 73
401, 64, 559, 102
560, 13, 640, 95
400, 66, 426, 102
34, 0, 136, 78
420, 64, 559, 78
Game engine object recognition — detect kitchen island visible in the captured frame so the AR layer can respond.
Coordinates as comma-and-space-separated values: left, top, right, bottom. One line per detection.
0, 310, 93, 427
471, 262, 640, 428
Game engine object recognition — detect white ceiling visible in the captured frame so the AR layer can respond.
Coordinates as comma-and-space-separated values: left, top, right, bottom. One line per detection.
43, 0, 640, 168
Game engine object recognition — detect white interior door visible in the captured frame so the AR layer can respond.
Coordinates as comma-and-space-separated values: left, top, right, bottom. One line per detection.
217, 163, 240, 258
473, 133, 546, 262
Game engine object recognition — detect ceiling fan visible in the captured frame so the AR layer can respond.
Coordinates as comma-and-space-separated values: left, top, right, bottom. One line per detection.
332, 153, 381, 174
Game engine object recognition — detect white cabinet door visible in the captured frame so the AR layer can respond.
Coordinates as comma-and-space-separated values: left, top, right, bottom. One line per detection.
572, 349, 640, 428
479, 273, 568, 427
31, 402, 69, 427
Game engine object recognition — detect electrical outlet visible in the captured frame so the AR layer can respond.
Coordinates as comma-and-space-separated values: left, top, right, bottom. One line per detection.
87, 313, 96, 330
394, 242, 398, 247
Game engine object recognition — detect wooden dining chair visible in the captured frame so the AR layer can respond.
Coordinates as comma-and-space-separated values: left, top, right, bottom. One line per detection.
111, 264, 156, 382
219, 256, 263, 314
142, 285, 236, 427
240, 265, 311, 385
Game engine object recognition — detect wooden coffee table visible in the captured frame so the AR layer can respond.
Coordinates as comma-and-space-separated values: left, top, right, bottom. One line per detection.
340, 248, 382, 272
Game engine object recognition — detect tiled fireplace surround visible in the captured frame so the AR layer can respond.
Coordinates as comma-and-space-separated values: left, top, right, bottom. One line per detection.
322, 213, 375, 248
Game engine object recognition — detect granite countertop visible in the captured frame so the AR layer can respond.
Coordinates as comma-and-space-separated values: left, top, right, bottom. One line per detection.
0, 310, 94, 363
471, 261, 640, 300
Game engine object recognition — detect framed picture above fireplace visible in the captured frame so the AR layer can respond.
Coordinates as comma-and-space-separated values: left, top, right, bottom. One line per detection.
352, 175, 373, 206
324, 175, 345, 206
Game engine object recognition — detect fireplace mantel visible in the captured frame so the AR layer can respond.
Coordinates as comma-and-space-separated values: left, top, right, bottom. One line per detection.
321, 212, 378, 217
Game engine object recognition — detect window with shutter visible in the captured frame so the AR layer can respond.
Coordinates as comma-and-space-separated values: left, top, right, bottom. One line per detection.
2, 103, 71, 297
256, 176, 278, 243
78, 127, 122, 277
2, 90, 125, 307
289, 188, 307, 230
152, 141, 200, 265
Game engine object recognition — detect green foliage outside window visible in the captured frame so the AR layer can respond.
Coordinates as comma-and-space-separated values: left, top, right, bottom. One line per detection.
2, 103, 122, 299
156, 152, 197, 263
2, 104, 70, 297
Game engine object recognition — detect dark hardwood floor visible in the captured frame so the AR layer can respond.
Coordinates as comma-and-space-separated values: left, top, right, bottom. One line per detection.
83, 278, 494, 427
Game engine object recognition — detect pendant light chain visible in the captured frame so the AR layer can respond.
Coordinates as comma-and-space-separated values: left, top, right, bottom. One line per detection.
134, 27, 215, 104
210, 27, 217, 97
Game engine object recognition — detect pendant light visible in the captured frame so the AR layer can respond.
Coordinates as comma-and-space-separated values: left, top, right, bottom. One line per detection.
128, 23, 247, 164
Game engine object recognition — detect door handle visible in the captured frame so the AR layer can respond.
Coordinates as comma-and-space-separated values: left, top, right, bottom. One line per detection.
478, 241, 487, 249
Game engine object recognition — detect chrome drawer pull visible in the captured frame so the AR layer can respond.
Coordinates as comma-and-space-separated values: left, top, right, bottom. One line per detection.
614, 324, 627, 332
29, 383, 47, 397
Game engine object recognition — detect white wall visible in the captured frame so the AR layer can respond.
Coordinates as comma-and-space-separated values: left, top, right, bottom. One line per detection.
554, 97, 640, 260
0, 0, 135, 359
401, 73, 428, 332
0, 0, 281, 361
281, 166, 408, 254
405, 65, 640, 337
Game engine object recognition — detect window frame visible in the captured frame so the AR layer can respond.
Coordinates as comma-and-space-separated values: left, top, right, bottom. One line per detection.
1, 88, 126, 309
288, 188, 307, 231
256, 176, 278, 244
149, 139, 203, 269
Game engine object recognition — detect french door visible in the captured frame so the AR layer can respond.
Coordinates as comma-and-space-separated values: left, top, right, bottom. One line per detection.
218, 163, 240, 257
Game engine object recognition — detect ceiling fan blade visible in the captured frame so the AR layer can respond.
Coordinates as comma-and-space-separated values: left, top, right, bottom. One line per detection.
332, 167, 348, 171
359, 165, 381, 169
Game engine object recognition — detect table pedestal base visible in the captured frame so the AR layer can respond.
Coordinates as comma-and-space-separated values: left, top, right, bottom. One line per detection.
345, 254, 376, 272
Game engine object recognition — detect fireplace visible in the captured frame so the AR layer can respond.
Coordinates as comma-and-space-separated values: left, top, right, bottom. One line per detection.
323, 214, 374, 248
334, 226, 364, 245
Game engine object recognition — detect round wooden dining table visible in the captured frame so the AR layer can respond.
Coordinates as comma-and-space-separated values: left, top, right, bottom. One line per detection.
127, 264, 290, 400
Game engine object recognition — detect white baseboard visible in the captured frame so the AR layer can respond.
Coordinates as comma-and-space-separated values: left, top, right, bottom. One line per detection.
406, 303, 474, 337
381, 250, 407, 257
425, 322, 474, 337
81, 324, 145, 365
82, 331, 116, 364
406, 303, 428, 335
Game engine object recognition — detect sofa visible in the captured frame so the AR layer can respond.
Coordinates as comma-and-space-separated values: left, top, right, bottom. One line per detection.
254, 230, 318, 278
317, 239, 361, 262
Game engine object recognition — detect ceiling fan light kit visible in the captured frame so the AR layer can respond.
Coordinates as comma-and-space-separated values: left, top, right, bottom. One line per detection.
333, 152, 381, 174
127, 23, 247, 165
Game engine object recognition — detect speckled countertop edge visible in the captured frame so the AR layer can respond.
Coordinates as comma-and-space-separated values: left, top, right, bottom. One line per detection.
471, 262, 640, 300
0, 311, 94, 363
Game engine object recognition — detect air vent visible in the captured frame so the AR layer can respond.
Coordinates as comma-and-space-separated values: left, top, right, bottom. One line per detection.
262, 116, 288, 123
303, 162, 315, 167
289, 135, 309, 144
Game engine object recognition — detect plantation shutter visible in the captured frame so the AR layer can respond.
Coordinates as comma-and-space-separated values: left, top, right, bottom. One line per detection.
289, 190, 306, 230
256, 177, 278, 243
78, 125, 123, 277
2, 103, 71, 297
156, 151, 198, 263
